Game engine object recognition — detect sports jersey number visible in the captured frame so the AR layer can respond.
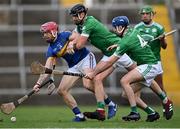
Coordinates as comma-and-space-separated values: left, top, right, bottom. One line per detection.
137, 34, 147, 48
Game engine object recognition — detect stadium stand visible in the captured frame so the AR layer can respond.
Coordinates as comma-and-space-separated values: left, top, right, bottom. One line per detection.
0, 0, 180, 105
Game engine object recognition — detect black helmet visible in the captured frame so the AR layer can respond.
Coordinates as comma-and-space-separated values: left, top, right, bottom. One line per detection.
69, 4, 88, 16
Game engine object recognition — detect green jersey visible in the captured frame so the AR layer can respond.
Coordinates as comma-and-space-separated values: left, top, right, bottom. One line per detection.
114, 28, 158, 65
76, 16, 121, 56
135, 22, 165, 60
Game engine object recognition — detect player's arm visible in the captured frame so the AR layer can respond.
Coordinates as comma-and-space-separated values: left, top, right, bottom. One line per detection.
66, 32, 88, 52
95, 55, 119, 74
159, 35, 167, 49
86, 55, 119, 79
33, 57, 56, 92
75, 35, 88, 49
75, 25, 89, 49
159, 27, 167, 49
66, 31, 81, 54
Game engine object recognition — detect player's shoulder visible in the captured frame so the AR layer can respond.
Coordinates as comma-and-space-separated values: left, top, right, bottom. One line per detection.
153, 22, 164, 29
85, 16, 97, 23
59, 30, 72, 35
134, 22, 144, 28
58, 31, 72, 37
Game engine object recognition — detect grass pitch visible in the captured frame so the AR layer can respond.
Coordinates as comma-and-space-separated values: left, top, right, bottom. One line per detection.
0, 106, 179, 128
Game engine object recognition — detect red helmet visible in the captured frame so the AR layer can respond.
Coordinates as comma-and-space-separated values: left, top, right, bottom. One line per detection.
40, 21, 58, 33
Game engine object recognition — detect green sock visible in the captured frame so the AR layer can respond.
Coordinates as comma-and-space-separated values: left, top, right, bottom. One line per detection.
158, 92, 168, 103
131, 106, 138, 113
97, 102, 105, 109
144, 107, 155, 115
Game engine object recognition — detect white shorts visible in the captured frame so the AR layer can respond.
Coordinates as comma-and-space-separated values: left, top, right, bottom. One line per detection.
136, 62, 163, 87
101, 53, 134, 68
158, 61, 163, 74
67, 52, 96, 74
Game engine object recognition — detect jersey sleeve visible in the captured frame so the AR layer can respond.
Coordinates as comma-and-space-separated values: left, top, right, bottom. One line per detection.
62, 31, 72, 40
81, 20, 95, 37
114, 39, 129, 57
46, 46, 55, 59
157, 24, 165, 35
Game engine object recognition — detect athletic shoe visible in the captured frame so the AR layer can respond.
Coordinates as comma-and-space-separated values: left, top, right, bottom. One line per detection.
72, 116, 86, 122
122, 112, 141, 121
146, 112, 160, 122
107, 104, 118, 119
83, 110, 105, 121
163, 99, 173, 120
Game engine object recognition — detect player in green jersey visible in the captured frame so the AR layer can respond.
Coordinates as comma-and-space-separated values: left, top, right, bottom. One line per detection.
68, 3, 137, 121
68, 4, 123, 120
135, 5, 167, 92
135, 5, 168, 118
68, 4, 169, 122
85, 16, 173, 121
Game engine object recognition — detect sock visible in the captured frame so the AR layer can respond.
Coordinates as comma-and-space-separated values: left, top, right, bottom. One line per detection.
104, 97, 115, 106
158, 92, 168, 104
144, 106, 155, 115
97, 101, 105, 110
131, 106, 138, 113
72, 107, 81, 116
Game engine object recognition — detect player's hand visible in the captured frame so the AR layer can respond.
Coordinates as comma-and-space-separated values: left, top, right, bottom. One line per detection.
107, 44, 118, 51
85, 72, 95, 80
66, 42, 75, 54
158, 34, 165, 41
33, 84, 40, 93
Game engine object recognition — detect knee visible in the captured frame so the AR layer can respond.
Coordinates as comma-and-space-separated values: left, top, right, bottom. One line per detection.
83, 84, 93, 91
120, 78, 128, 87
94, 74, 104, 82
57, 87, 67, 96
121, 91, 127, 98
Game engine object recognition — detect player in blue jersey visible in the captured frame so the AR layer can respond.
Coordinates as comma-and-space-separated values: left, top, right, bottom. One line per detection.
33, 21, 117, 122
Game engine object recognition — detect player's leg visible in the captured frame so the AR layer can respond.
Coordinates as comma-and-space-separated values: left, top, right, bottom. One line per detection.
80, 54, 117, 120
135, 63, 173, 120
83, 66, 118, 119
57, 75, 86, 122
83, 54, 133, 120
122, 83, 160, 122
150, 80, 173, 120
120, 67, 149, 121
83, 60, 117, 121
154, 74, 164, 91
155, 61, 166, 92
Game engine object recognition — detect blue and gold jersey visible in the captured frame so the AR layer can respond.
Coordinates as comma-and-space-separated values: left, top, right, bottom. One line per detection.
46, 31, 89, 68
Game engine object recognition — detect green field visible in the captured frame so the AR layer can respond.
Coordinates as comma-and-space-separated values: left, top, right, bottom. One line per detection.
0, 106, 179, 128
